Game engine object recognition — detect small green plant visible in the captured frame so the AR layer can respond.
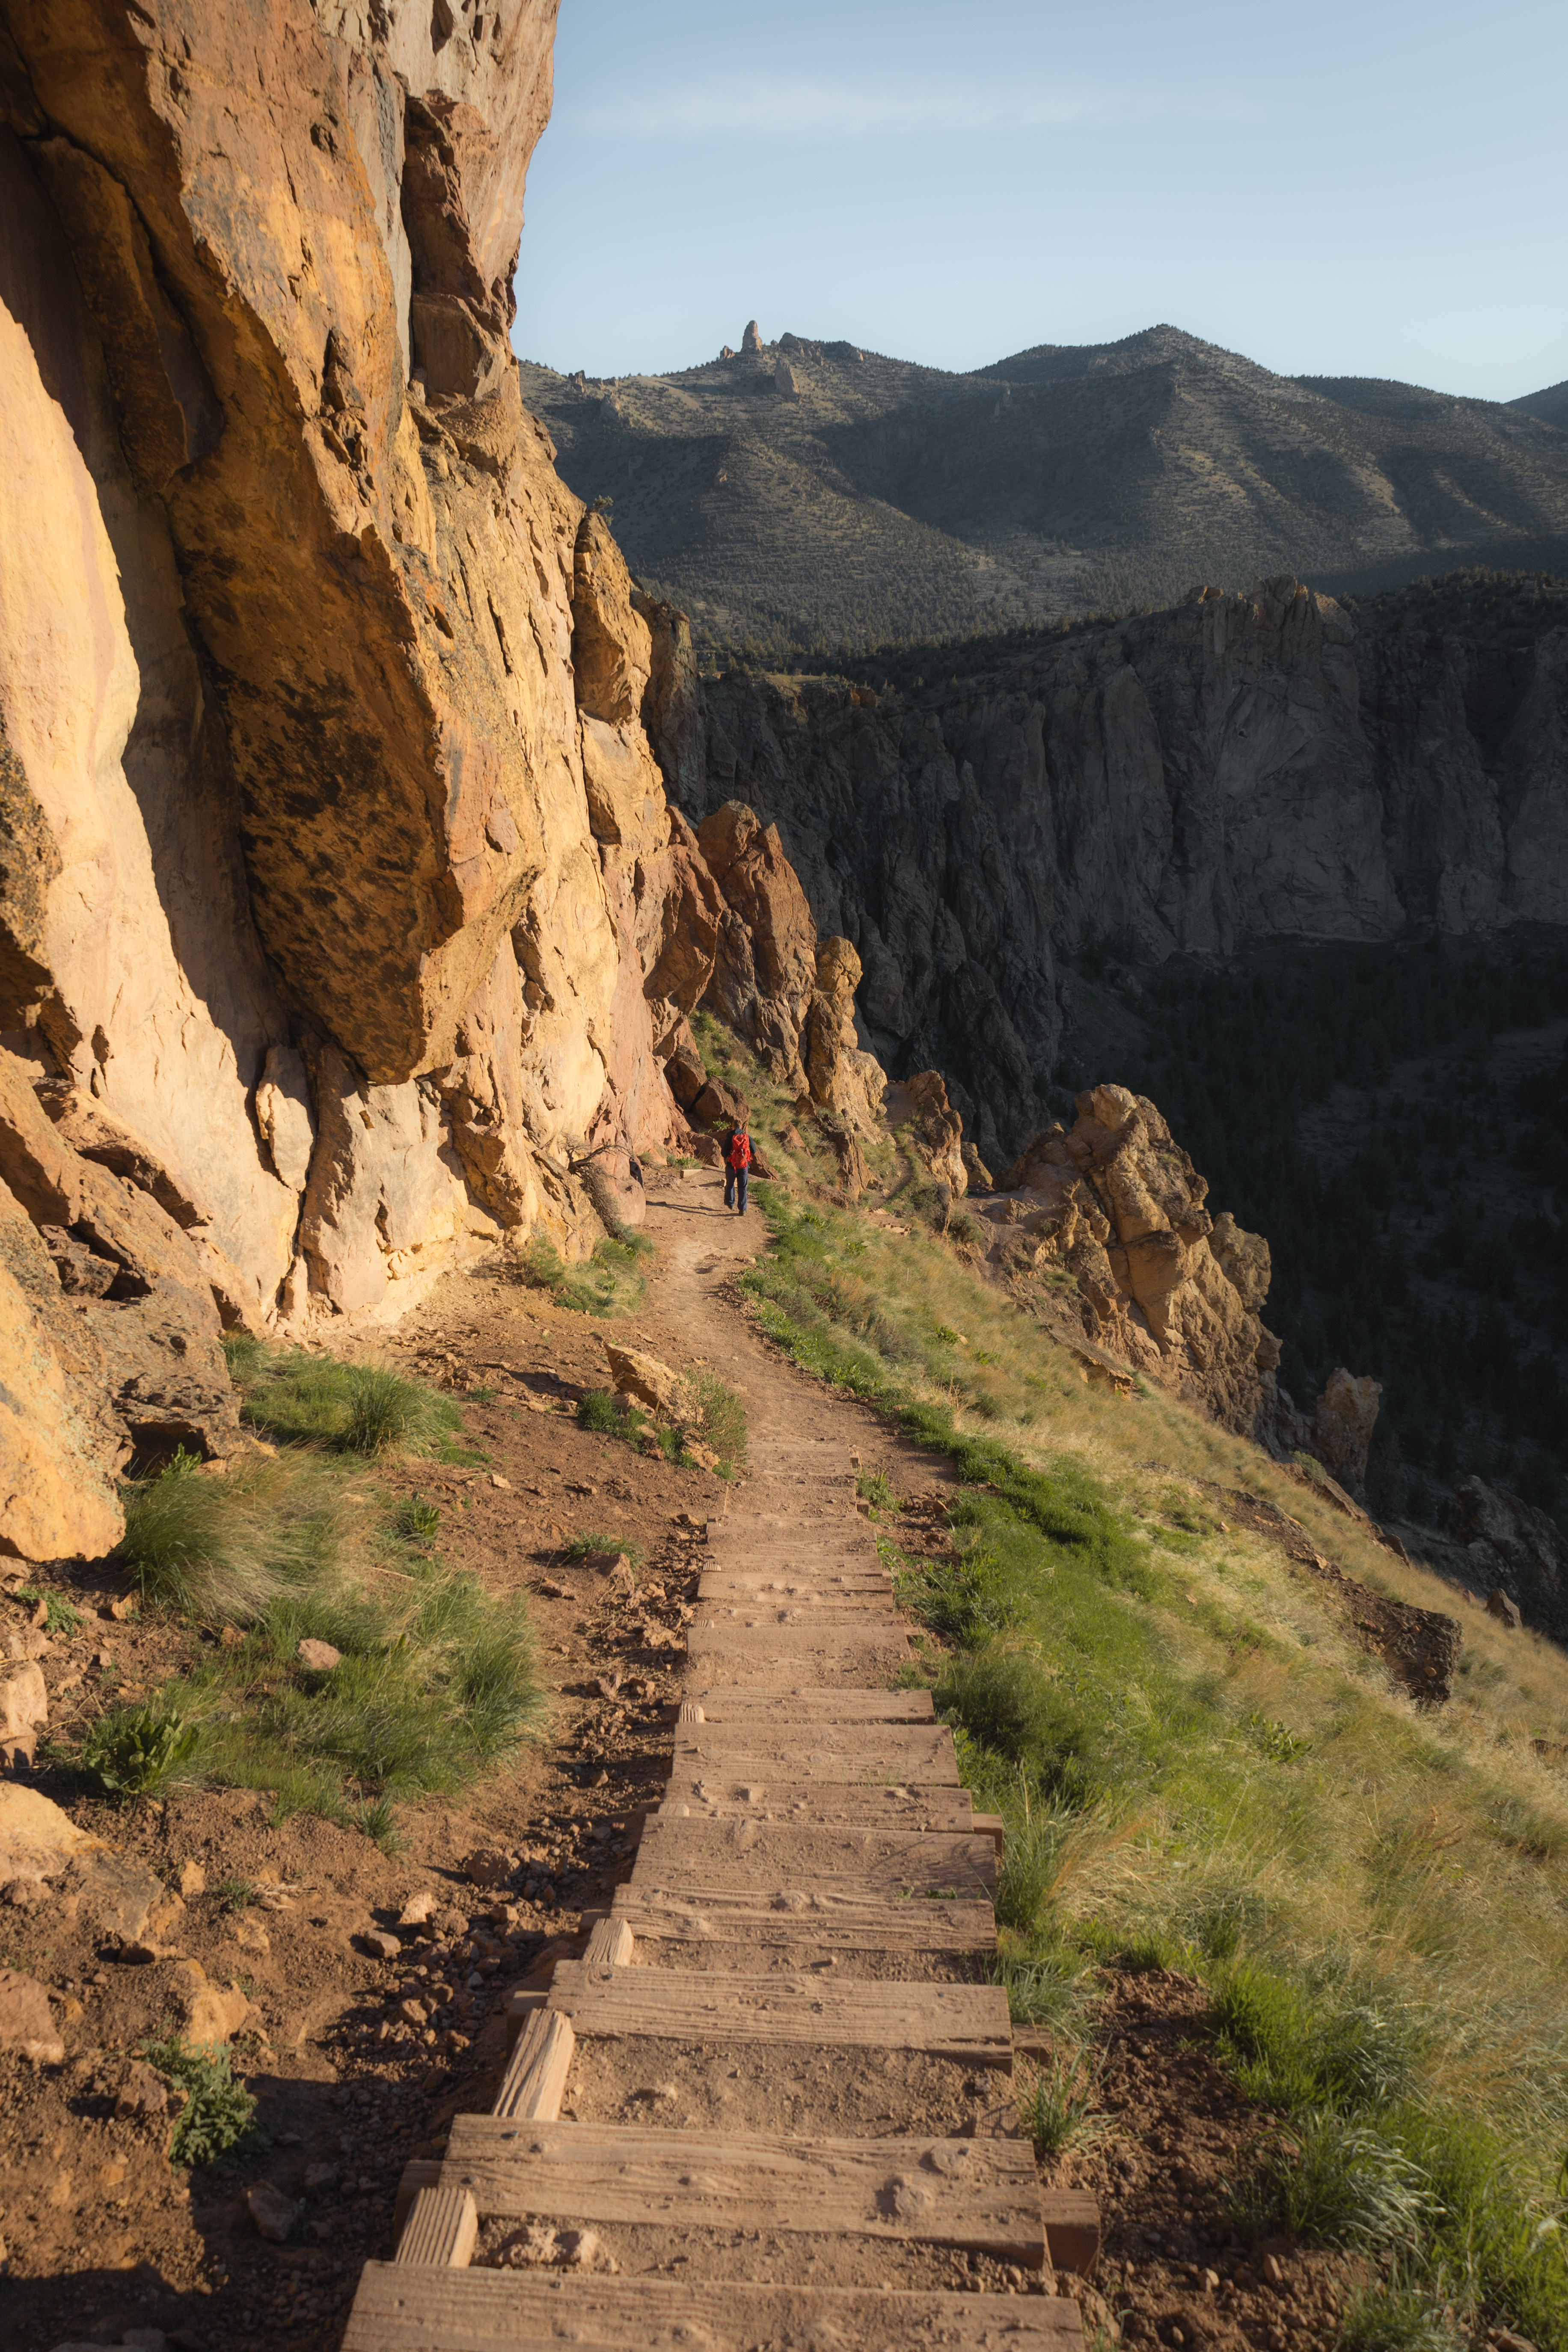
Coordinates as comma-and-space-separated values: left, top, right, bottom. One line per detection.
856, 1468, 897, 1513
686, 1372, 748, 1473
1227, 2111, 1438, 2252
13, 1586, 83, 1634
80, 1705, 200, 1798
1335, 2272, 1468, 2352
395, 1496, 442, 1542
1248, 1712, 1310, 1764
1016, 2049, 1108, 2157
215, 1877, 258, 1909
143, 2036, 258, 2167
565, 1532, 644, 1570
514, 1230, 653, 1318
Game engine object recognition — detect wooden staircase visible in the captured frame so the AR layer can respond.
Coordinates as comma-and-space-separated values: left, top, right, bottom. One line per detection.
341, 1436, 1098, 2349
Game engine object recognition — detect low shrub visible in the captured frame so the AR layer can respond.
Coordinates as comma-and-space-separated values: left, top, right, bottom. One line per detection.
81, 1705, 201, 1798
1016, 2050, 1108, 2158
514, 1230, 653, 1317
143, 2037, 258, 2167
565, 1531, 644, 1571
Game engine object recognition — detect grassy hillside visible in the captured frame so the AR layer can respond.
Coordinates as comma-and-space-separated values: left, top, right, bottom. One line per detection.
518, 326, 1568, 662
701, 1022, 1568, 2352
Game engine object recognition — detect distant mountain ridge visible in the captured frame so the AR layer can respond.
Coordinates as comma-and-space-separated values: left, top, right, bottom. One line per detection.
517, 324, 1568, 658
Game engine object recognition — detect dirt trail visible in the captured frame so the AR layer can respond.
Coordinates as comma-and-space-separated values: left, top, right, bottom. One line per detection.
335, 1164, 1096, 2346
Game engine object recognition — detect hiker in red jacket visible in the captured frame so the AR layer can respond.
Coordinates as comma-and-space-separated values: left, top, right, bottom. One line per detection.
722, 1119, 752, 1215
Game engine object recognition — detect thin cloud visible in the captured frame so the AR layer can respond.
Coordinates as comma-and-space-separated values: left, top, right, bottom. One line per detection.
570, 75, 1260, 142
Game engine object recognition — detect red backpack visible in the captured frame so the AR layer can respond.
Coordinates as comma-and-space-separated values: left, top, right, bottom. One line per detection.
727, 1129, 752, 1171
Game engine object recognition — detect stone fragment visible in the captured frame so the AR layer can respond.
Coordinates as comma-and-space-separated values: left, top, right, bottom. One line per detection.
303, 2161, 339, 2191
1488, 1589, 1523, 1630
113, 2059, 169, 2118
459, 1849, 515, 1891
296, 1638, 342, 1672
0, 1782, 104, 1882
232, 1915, 270, 1953
177, 1859, 206, 1898
359, 1928, 401, 1960
398, 1889, 437, 1928
245, 2180, 299, 2243
0, 1659, 48, 1765
171, 1959, 249, 2045
0, 1966, 63, 2061
603, 1341, 683, 1413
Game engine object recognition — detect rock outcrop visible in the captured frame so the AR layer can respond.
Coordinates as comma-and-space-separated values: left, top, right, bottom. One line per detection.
1450, 1475, 1568, 1637
662, 579, 1568, 1154
0, 3, 856, 1557
981, 1084, 1283, 1436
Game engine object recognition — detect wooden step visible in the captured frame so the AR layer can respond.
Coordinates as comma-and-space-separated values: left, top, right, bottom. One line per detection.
683, 1686, 935, 1722
691, 1608, 908, 1639
392, 2149, 1101, 2275
673, 1727, 960, 1786
609, 1886, 998, 1956
343, 2264, 1083, 2349
661, 1775, 973, 1821
427, 2114, 1048, 2264
547, 1959, 1013, 2062
630, 1817, 996, 1897
699, 1574, 894, 1599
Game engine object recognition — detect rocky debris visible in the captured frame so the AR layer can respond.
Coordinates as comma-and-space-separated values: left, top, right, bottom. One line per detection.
459, 1849, 516, 1891
1488, 1589, 1523, 1630
0, 1965, 64, 2063
0, 1657, 47, 1766
245, 2180, 300, 2244
1450, 1475, 1567, 1636
1311, 1369, 1383, 1500
296, 1639, 342, 1672
603, 1342, 684, 1414
1211, 1485, 1463, 1702
358, 1929, 401, 1961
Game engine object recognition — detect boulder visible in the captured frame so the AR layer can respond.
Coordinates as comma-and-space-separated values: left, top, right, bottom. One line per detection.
296, 1639, 342, 1672
1487, 1589, 1523, 1630
690, 1077, 748, 1131
0, 1966, 63, 2063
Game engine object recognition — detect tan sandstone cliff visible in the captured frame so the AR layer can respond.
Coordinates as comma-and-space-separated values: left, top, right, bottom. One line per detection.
0, 1, 854, 1558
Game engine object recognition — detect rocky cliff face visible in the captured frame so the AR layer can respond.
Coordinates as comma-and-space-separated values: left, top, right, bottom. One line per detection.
0, 0, 846, 1559
650, 578, 1568, 1155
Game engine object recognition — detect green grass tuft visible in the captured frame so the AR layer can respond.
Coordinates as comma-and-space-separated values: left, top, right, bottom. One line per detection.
113, 1448, 342, 1625
80, 1704, 201, 1798
223, 1339, 460, 1456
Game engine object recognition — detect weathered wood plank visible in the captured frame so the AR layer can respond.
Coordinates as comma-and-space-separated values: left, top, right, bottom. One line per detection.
433, 2114, 1046, 2263
547, 1960, 1012, 2062
581, 1918, 635, 1967
342, 2264, 1083, 2350
689, 1610, 909, 1641
632, 1816, 996, 1897
1042, 2188, 1102, 2275
657, 1780, 974, 1831
672, 1729, 960, 1785
683, 1686, 935, 1721
491, 2008, 574, 2120
698, 1574, 894, 1600
394, 2185, 477, 2269
609, 1885, 996, 1953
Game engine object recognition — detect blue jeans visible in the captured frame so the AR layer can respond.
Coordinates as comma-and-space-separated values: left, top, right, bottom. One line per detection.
725, 1167, 748, 1213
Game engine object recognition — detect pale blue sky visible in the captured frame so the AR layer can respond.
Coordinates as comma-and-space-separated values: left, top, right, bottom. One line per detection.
512, 0, 1565, 401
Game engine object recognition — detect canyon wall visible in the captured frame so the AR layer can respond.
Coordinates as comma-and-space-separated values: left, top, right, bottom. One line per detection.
647, 579, 1568, 1155
0, 0, 846, 1557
